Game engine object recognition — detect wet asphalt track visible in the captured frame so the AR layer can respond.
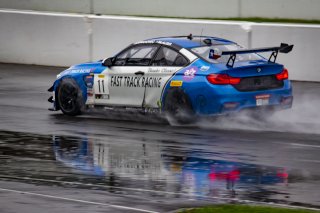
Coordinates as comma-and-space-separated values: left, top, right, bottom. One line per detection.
0, 63, 319, 213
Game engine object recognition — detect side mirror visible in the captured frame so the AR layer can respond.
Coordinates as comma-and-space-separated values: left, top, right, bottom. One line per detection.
102, 57, 113, 67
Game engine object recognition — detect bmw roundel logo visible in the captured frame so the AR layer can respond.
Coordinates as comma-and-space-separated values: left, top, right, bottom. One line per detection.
257, 68, 262, 72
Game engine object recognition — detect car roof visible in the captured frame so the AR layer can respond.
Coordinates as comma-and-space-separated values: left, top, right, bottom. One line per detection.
148, 35, 235, 48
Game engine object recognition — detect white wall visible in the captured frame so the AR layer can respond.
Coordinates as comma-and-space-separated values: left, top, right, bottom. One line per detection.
0, 10, 319, 81
92, 16, 250, 61
0, 0, 91, 13
0, 10, 90, 66
1, 0, 320, 20
251, 24, 320, 82
94, 0, 239, 18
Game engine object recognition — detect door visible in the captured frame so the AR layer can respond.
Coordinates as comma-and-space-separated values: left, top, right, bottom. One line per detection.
94, 44, 160, 107
144, 46, 189, 107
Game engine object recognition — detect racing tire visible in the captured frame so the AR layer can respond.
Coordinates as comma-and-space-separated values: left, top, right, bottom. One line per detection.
163, 89, 195, 125
57, 78, 83, 116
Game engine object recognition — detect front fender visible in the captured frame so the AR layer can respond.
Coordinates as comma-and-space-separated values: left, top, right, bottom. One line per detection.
48, 74, 88, 111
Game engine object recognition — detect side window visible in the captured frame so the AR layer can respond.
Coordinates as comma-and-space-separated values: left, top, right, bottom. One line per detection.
152, 47, 188, 66
114, 45, 159, 66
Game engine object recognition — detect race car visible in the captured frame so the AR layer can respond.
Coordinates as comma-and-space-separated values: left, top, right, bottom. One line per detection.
48, 35, 293, 123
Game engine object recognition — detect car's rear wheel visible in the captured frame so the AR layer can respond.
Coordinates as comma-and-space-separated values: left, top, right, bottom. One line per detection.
163, 89, 195, 124
57, 79, 83, 116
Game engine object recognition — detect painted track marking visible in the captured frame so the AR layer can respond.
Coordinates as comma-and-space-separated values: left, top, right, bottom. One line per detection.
0, 187, 159, 213
0, 175, 320, 211
290, 143, 320, 149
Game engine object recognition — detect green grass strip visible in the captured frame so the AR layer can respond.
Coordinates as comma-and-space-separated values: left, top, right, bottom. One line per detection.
179, 205, 320, 213
119, 14, 320, 25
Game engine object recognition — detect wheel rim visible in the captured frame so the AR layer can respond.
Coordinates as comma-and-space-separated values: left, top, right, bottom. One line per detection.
59, 84, 78, 113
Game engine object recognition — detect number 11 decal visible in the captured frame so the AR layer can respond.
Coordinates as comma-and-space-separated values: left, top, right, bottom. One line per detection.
97, 80, 105, 93
95, 74, 109, 96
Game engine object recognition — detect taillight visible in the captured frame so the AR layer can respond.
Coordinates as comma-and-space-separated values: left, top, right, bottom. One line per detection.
276, 68, 289, 81
206, 74, 241, 85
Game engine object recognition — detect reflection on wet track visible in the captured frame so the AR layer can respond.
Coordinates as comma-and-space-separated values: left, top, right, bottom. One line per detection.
0, 130, 319, 210
53, 134, 288, 197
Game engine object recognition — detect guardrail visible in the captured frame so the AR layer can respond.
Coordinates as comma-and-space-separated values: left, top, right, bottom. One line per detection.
0, 9, 319, 82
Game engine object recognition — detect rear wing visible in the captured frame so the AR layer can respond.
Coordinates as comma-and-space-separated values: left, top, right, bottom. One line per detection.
222, 43, 294, 68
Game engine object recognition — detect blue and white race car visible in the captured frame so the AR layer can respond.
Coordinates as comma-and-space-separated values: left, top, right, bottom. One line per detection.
48, 35, 293, 123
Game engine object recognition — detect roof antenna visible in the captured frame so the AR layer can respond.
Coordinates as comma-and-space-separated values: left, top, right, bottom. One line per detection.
187, 33, 193, 40
200, 28, 204, 45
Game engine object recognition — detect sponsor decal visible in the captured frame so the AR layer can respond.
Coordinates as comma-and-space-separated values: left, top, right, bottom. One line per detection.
200, 66, 210, 71
209, 49, 215, 59
95, 94, 110, 99
110, 76, 162, 88
85, 76, 94, 88
87, 88, 93, 96
156, 41, 173, 46
134, 40, 172, 46
98, 74, 105, 78
134, 40, 154, 45
170, 80, 183, 87
58, 68, 93, 78
147, 68, 177, 73
183, 66, 198, 81
66, 68, 92, 74
148, 68, 161, 73
209, 49, 222, 60
90, 68, 95, 74
255, 94, 270, 99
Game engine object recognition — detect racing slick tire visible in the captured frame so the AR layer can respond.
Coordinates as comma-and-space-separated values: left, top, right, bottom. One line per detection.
57, 78, 83, 116
163, 89, 195, 124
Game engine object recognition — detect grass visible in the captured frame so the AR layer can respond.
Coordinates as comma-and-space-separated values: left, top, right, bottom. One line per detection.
179, 205, 320, 213
196, 17, 320, 25
119, 14, 320, 25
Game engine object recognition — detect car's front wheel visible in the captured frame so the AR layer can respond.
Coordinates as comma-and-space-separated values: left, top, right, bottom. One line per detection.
57, 78, 83, 116
163, 89, 195, 124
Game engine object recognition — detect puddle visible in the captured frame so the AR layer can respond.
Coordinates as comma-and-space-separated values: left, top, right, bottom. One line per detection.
0, 131, 319, 209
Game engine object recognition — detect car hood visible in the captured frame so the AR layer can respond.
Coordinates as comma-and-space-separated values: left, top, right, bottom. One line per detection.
58, 61, 106, 78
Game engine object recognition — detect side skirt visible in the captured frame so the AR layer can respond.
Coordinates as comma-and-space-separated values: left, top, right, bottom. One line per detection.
86, 105, 161, 115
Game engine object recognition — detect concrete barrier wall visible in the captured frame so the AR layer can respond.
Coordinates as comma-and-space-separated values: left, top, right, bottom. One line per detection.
1, 0, 320, 20
0, 10, 319, 81
0, 10, 90, 66
0, 0, 91, 13
92, 17, 250, 60
94, 0, 239, 18
251, 24, 320, 82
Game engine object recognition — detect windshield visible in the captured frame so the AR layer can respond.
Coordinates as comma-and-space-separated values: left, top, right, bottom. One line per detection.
190, 44, 263, 64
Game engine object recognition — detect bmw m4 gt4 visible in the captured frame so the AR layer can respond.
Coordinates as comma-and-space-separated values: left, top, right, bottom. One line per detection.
48, 35, 293, 123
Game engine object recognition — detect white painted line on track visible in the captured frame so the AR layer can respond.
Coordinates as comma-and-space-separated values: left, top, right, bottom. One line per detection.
290, 143, 320, 149
297, 159, 320, 163
1, 175, 320, 211
0, 187, 159, 213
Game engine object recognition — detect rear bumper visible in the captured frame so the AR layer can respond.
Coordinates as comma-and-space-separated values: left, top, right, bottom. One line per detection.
192, 79, 293, 115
